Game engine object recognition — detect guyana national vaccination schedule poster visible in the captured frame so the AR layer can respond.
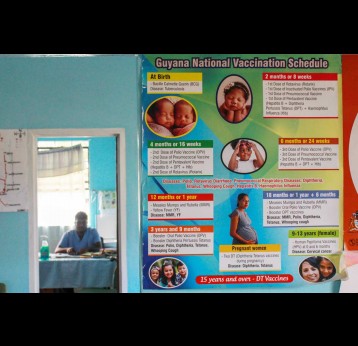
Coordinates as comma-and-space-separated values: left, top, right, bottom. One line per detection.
141, 54, 348, 291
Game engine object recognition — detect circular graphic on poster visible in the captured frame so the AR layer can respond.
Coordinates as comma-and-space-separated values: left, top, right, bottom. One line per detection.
146, 96, 197, 138
216, 75, 252, 123
221, 138, 266, 174
299, 256, 336, 283
149, 257, 188, 288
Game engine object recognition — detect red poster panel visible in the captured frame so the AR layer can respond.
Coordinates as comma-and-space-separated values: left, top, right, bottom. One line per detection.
342, 55, 358, 250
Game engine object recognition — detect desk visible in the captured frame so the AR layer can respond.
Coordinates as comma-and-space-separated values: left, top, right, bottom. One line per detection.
39, 255, 117, 289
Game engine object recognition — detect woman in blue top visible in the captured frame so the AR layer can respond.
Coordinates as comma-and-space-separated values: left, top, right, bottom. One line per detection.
55, 211, 101, 255
229, 193, 258, 244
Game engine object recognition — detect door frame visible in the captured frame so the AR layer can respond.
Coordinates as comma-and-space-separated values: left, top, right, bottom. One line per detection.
28, 128, 127, 293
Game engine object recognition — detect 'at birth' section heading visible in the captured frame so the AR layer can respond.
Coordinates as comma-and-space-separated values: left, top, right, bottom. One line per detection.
154, 57, 329, 70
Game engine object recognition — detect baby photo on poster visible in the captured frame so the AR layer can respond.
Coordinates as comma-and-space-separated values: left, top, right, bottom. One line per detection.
216, 75, 252, 123
146, 96, 197, 138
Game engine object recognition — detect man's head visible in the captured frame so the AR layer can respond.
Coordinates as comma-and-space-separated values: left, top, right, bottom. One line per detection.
75, 211, 88, 232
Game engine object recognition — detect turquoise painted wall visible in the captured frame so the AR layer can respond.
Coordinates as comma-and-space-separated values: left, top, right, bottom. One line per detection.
0, 213, 29, 293
89, 137, 117, 227
90, 137, 116, 190
0, 55, 140, 292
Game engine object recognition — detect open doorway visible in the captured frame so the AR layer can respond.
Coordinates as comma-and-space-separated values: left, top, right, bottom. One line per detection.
28, 129, 126, 293
37, 139, 91, 256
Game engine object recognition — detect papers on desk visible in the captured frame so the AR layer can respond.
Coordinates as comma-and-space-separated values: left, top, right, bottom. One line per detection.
52, 252, 113, 259
80, 252, 105, 258
103, 248, 117, 255
54, 253, 81, 258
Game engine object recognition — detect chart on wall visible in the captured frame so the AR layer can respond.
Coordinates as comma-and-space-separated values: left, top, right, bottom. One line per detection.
0, 129, 28, 212
140, 54, 348, 291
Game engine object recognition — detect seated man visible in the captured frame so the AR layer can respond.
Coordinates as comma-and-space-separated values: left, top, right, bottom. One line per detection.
55, 211, 101, 255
